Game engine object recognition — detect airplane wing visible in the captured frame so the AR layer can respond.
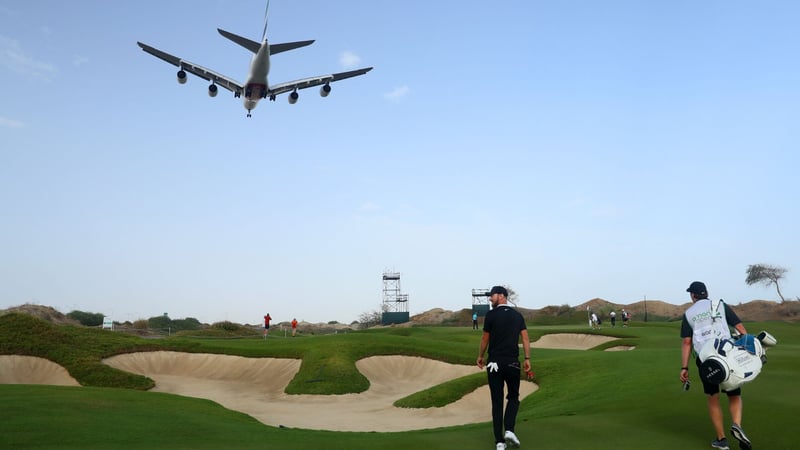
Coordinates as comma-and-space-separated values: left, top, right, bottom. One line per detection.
267, 67, 373, 97
137, 42, 244, 95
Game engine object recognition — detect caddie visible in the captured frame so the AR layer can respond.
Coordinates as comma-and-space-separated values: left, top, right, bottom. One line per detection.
679, 281, 751, 450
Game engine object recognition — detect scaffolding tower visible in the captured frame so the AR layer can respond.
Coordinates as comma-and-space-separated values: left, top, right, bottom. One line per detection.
381, 271, 409, 324
472, 288, 491, 317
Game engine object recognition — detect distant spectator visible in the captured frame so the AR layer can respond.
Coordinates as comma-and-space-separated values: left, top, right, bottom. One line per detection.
263, 313, 272, 337
622, 309, 630, 327
473, 312, 479, 330
291, 318, 298, 337
610, 310, 617, 327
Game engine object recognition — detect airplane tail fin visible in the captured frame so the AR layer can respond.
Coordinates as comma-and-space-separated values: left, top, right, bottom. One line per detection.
218, 29, 261, 53
261, 0, 270, 42
218, 0, 268, 52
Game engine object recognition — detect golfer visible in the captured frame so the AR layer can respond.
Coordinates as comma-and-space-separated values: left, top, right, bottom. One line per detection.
477, 286, 531, 449
680, 281, 751, 450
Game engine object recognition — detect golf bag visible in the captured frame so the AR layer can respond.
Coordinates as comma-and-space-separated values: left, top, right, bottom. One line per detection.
698, 331, 777, 391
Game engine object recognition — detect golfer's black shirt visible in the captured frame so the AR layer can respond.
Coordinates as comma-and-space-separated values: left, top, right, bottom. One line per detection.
484, 305, 527, 360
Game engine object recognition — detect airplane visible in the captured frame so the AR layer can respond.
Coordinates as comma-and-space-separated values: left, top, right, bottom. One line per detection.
137, 4, 372, 117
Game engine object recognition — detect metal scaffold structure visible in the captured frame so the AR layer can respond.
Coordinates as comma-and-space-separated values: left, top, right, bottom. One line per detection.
381, 271, 409, 325
472, 288, 491, 317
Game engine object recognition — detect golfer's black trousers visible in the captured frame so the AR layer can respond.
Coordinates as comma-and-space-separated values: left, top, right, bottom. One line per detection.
487, 358, 521, 443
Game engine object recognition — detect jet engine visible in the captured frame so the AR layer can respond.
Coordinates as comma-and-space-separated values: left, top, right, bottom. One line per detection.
177, 70, 187, 84
320, 83, 331, 98
288, 91, 299, 104
208, 84, 218, 97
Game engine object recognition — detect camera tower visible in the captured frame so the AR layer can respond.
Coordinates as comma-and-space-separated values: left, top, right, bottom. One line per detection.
472, 288, 491, 317
381, 271, 409, 325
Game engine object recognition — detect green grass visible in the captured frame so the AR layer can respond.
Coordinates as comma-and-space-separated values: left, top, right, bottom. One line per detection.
394, 372, 487, 408
1, 312, 798, 449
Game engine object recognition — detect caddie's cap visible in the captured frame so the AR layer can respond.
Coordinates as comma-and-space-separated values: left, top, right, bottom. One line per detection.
686, 281, 708, 296
488, 286, 508, 297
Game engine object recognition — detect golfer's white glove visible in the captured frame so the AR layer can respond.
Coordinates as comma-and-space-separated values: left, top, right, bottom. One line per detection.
487, 362, 499, 373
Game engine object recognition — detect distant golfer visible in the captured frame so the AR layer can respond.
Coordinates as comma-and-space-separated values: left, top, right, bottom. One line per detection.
291, 318, 298, 337
477, 286, 531, 450
680, 281, 751, 450
610, 310, 616, 327
473, 312, 479, 330
263, 313, 271, 337
622, 309, 630, 327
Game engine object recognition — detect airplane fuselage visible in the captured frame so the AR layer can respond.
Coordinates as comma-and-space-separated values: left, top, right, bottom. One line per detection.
243, 40, 271, 113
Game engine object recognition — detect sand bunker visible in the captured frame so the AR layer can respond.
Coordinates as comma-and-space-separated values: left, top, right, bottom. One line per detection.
1, 335, 627, 431
102, 351, 537, 432
531, 333, 618, 350
605, 346, 636, 351
0, 355, 80, 386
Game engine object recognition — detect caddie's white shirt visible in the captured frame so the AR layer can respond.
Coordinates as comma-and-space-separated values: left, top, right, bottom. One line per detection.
684, 299, 732, 353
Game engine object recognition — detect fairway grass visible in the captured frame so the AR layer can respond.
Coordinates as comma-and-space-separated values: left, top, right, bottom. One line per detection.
1, 314, 797, 449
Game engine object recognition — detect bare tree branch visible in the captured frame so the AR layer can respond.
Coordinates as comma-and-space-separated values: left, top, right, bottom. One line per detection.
504, 285, 519, 306
745, 264, 789, 303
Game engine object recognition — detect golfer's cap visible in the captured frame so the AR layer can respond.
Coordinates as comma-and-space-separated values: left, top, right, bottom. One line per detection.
686, 281, 708, 296
488, 286, 508, 297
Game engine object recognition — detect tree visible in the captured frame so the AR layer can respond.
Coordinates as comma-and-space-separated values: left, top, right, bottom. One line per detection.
357, 309, 382, 328
746, 264, 789, 303
147, 314, 172, 330
66, 310, 104, 327
504, 285, 520, 306
171, 317, 202, 331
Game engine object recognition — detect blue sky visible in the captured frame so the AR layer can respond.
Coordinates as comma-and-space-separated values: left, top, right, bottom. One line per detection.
1, 1, 798, 325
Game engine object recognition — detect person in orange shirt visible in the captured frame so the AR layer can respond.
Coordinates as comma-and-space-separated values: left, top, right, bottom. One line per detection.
291, 318, 298, 337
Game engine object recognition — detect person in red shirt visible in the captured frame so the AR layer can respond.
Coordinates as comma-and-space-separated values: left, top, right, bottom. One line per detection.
263, 313, 271, 337
291, 318, 298, 337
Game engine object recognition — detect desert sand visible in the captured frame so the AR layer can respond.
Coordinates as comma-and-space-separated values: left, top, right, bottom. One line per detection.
1, 334, 628, 432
